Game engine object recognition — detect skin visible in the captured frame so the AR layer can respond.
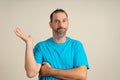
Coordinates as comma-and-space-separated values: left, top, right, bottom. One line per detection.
15, 28, 41, 77
49, 12, 69, 42
15, 12, 87, 80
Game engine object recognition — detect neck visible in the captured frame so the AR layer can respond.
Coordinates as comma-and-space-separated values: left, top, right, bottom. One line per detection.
53, 35, 66, 43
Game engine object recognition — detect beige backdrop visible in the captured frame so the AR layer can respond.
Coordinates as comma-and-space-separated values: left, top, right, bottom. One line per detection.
0, 0, 120, 80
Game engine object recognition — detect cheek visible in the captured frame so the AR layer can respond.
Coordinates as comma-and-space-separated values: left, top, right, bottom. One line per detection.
52, 24, 58, 28
67, 22, 69, 26
64, 23, 69, 28
64, 22, 68, 26
51, 25, 57, 30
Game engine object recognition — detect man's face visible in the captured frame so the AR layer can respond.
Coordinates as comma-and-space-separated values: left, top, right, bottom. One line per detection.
49, 12, 69, 38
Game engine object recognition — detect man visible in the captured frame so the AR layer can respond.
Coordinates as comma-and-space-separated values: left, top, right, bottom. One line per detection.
15, 9, 89, 80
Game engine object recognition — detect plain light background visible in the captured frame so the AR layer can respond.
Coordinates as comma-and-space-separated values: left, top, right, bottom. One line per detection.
0, 0, 120, 80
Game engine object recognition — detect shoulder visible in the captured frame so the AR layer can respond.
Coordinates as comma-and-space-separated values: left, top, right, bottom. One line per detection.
34, 38, 51, 48
67, 37, 83, 46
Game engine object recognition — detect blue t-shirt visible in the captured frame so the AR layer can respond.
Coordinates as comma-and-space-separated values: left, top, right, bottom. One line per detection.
33, 37, 89, 80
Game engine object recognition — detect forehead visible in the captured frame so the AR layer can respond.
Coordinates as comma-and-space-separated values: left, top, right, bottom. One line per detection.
52, 12, 68, 20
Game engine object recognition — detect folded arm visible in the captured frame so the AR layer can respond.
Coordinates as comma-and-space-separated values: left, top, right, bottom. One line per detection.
40, 62, 87, 80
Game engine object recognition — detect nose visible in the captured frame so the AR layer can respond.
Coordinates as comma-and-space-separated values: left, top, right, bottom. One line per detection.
59, 21, 64, 27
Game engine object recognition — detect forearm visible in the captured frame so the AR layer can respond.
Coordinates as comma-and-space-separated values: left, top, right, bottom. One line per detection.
25, 42, 40, 77
50, 66, 87, 80
14, 28, 41, 77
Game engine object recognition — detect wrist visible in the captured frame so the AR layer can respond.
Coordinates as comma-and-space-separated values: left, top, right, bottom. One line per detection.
26, 41, 33, 45
26, 41, 33, 48
50, 68, 58, 76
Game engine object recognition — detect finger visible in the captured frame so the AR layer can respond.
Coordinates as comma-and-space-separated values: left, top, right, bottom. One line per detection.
42, 62, 51, 67
15, 28, 22, 36
15, 27, 27, 39
16, 27, 23, 35
42, 62, 47, 65
28, 35, 32, 38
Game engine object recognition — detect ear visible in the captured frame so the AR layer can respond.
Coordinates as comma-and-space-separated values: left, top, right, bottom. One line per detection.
49, 21, 52, 28
68, 21, 69, 26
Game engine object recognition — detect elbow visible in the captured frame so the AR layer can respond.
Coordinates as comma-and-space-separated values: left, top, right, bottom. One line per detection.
26, 73, 34, 78
76, 73, 87, 80
75, 66, 87, 80
26, 72, 37, 78
25, 68, 38, 78
24, 65, 41, 78
75, 72, 87, 80
25, 66, 39, 78
78, 74, 87, 80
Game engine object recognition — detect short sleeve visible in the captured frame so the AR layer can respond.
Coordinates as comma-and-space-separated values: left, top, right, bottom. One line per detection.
73, 41, 89, 69
33, 43, 42, 64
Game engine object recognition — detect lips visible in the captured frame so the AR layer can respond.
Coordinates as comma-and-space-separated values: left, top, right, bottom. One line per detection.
57, 28, 65, 32
57, 27, 65, 30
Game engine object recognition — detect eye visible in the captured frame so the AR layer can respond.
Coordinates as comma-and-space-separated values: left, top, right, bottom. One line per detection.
63, 19, 67, 23
63, 20, 66, 22
54, 20, 60, 23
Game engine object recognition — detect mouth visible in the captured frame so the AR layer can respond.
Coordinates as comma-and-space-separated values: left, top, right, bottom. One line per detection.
57, 28, 66, 32
57, 27, 65, 30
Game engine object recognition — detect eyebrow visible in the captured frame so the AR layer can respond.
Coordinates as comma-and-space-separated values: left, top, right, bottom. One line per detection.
54, 18, 68, 20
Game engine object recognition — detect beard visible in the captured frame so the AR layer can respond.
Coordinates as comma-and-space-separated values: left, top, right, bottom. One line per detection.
52, 27, 67, 38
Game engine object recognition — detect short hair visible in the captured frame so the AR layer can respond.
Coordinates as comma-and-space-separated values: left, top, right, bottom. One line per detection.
50, 9, 68, 22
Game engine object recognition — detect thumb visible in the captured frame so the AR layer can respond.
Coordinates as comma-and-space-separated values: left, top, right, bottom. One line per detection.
42, 62, 48, 65
42, 62, 51, 67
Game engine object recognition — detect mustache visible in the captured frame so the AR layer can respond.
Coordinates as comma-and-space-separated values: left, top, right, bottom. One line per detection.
57, 27, 66, 30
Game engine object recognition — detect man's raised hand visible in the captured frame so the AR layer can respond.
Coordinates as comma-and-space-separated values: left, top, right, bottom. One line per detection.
15, 27, 33, 44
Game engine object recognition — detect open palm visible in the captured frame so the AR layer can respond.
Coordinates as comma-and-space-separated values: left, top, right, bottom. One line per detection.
15, 27, 33, 44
